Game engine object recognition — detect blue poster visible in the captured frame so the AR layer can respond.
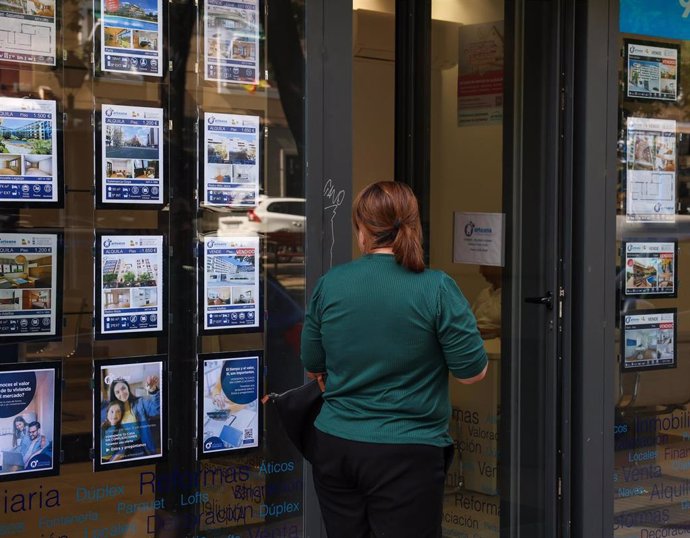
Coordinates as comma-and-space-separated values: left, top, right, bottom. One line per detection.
620, 0, 690, 40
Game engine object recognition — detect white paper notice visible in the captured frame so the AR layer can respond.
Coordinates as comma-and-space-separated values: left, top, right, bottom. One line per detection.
453, 212, 505, 266
102, 104, 164, 205
0, 98, 58, 204
204, 0, 260, 84
204, 112, 260, 207
626, 117, 676, 222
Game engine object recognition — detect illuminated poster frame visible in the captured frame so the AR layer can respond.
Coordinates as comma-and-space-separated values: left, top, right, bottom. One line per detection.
95, 231, 167, 340
0, 230, 63, 343
621, 308, 677, 372
94, 355, 166, 472
622, 240, 678, 298
0, 0, 57, 66
200, 234, 261, 334
96, 103, 167, 208
0, 97, 63, 208
198, 351, 262, 457
625, 39, 680, 102
202, 111, 260, 208
0, 361, 61, 483
99, 0, 165, 77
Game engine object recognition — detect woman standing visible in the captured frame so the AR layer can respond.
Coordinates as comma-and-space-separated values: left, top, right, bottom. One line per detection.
107, 376, 160, 455
301, 181, 488, 538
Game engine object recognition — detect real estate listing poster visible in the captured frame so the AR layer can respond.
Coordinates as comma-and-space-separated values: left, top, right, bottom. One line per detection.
622, 240, 677, 298
622, 309, 677, 372
203, 112, 259, 207
0, 98, 59, 204
101, 104, 164, 205
457, 21, 504, 126
101, 0, 163, 76
626, 41, 679, 101
94, 356, 165, 471
203, 235, 259, 331
0, 0, 56, 66
0, 232, 61, 340
625, 117, 676, 222
204, 0, 259, 84
0, 361, 61, 482
199, 352, 261, 456
96, 233, 165, 338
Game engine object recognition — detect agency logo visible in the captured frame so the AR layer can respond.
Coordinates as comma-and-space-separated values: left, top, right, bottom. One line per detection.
207, 240, 215, 248
208, 115, 215, 125
103, 239, 112, 248
464, 221, 475, 237
105, 108, 114, 117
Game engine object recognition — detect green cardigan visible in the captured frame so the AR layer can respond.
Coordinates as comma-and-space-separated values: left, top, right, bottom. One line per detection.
301, 254, 488, 447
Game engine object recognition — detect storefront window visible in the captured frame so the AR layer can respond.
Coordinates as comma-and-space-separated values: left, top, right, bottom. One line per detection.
614, 2, 690, 535
0, 0, 308, 536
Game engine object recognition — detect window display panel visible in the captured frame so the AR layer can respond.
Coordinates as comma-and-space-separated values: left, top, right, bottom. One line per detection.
615, 4, 690, 535
94, 356, 165, 471
198, 351, 261, 456
0, 231, 61, 341
0, 361, 61, 482
0, 0, 56, 65
0, 97, 61, 206
95, 232, 166, 338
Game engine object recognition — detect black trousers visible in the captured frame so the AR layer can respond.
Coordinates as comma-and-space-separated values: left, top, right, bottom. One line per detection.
311, 429, 450, 538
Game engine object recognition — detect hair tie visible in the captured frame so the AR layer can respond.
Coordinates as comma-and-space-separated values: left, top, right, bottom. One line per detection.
393, 219, 402, 230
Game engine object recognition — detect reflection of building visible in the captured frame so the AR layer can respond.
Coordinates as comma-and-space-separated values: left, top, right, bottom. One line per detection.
0, 120, 51, 141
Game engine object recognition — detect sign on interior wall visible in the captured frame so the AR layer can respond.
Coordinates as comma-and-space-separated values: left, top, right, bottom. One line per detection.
457, 21, 504, 126
198, 352, 261, 456
101, 0, 164, 76
620, 0, 690, 41
0, 231, 62, 341
453, 212, 505, 266
0, 98, 60, 205
625, 117, 676, 222
100, 104, 165, 206
203, 112, 260, 207
204, 0, 260, 84
0, 0, 56, 66
201, 235, 260, 332
94, 356, 165, 471
96, 232, 166, 338
0, 361, 61, 482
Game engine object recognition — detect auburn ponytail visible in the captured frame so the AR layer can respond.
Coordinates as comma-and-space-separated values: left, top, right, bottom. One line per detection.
353, 181, 425, 273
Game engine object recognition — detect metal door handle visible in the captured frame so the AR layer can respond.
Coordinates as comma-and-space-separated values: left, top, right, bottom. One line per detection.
525, 292, 553, 310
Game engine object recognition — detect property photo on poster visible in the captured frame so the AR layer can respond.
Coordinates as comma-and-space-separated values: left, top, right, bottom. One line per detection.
0, 232, 60, 340
101, 104, 164, 205
626, 41, 679, 102
204, 0, 259, 84
199, 352, 260, 455
95, 357, 164, 470
457, 21, 504, 126
623, 241, 677, 298
203, 112, 259, 207
0, 362, 60, 481
97, 234, 164, 337
0, 98, 59, 204
626, 117, 676, 222
622, 309, 676, 372
101, 0, 163, 76
203, 235, 259, 331
0, 0, 56, 66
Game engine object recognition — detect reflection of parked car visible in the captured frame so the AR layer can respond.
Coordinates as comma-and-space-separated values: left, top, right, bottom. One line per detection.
239, 197, 305, 234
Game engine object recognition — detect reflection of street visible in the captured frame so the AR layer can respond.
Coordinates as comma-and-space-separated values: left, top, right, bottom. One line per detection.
269, 262, 305, 306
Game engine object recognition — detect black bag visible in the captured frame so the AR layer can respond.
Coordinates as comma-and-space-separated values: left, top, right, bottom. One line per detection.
263, 379, 324, 462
